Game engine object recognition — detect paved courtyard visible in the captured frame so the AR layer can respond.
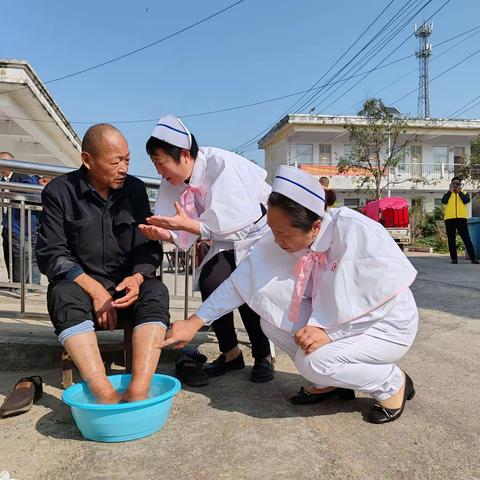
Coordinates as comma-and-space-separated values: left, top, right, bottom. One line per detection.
0, 253, 479, 480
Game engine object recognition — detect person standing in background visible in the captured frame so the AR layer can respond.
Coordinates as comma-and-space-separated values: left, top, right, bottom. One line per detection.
441, 176, 478, 264
0, 152, 37, 288
319, 176, 329, 189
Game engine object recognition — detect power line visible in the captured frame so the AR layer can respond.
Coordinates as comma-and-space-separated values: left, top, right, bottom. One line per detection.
342, 24, 480, 114
3, 53, 415, 125
234, 0, 436, 152
0, 0, 246, 96
295, 0, 428, 114
283, 0, 397, 115
390, 46, 480, 106
309, 0, 451, 116
232, 0, 414, 152
4, 20, 479, 130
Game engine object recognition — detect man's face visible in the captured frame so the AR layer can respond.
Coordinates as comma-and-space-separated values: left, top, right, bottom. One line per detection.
39, 176, 53, 186
451, 180, 462, 191
82, 132, 130, 190
0, 153, 14, 178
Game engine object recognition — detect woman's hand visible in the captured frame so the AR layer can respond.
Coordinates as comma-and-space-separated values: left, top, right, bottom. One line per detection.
138, 224, 172, 242
146, 202, 200, 235
157, 315, 205, 350
295, 326, 331, 354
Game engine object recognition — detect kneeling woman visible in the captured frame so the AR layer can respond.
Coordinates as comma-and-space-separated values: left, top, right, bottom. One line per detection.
161, 166, 419, 424
140, 115, 273, 383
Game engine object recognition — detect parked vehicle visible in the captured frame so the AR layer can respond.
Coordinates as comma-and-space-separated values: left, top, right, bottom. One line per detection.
361, 197, 411, 249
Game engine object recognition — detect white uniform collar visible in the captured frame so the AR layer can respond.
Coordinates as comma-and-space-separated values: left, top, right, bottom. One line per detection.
186, 148, 207, 189
309, 212, 334, 253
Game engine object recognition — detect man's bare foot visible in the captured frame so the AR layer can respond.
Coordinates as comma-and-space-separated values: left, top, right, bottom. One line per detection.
88, 378, 122, 404
95, 390, 123, 404
122, 389, 149, 403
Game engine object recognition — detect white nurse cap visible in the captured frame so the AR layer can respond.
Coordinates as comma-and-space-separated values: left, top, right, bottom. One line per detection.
151, 114, 192, 149
272, 165, 325, 217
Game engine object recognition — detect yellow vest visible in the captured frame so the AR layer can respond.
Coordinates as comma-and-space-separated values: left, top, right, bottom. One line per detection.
444, 192, 468, 220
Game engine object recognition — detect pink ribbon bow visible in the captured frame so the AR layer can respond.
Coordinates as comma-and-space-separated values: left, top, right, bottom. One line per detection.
178, 185, 204, 250
289, 251, 328, 323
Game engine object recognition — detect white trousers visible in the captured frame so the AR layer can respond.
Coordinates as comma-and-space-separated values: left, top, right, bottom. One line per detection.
260, 289, 418, 400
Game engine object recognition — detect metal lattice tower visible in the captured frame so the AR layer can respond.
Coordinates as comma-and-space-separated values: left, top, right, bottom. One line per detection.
415, 22, 433, 118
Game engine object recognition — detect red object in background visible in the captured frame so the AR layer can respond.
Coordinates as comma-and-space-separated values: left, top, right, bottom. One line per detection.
363, 197, 409, 227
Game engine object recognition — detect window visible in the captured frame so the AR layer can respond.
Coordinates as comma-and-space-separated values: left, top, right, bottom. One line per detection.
344, 198, 360, 208
367, 145, 377, 156
318, 144, 332, 164
433, 146, 448, 165
407, 145, 423, 176
295, 144, 313, 164
344, 144, 353, 157
411, 145, 422, 162
454, 147, 465, 160
453, 146, 466, 177
411, 197, 423, 207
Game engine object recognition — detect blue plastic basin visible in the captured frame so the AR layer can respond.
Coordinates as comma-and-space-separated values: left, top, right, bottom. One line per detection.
62, 374, 181, 442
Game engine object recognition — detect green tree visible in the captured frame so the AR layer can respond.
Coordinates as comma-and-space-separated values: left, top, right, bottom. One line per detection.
468, 134, 480, 181
337, 98, 418, 199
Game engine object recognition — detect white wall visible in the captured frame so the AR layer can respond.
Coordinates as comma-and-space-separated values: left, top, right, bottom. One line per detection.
265, 130, 476, 192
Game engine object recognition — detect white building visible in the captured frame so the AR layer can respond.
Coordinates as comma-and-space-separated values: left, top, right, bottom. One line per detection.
0, 59, 81, 167
259, 114, 480, 213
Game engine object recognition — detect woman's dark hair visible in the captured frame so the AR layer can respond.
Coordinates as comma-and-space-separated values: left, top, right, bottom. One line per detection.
325, 188, 336, 207
145, 134, 199, 162
268, 192, 320, 231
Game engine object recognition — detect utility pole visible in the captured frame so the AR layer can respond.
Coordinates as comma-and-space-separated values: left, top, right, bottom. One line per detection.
415, 22, 433, 118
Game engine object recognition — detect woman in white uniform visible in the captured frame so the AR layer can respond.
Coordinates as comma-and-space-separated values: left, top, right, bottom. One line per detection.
160, 166, 419, 424
139, 115, 273, 383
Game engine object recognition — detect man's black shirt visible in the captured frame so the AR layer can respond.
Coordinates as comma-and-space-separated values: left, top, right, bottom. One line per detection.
36, 166, 162, 288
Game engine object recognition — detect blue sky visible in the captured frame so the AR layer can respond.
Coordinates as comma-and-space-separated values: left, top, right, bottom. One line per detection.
2, 0, 480, 177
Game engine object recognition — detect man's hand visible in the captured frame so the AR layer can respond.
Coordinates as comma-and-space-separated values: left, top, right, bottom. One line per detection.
112, 273, 143, 309
157, 315, 205, 350
295, 325, 331, 354
138, 224, 172, 242
92, 286, 117, 330
146, 202, 200, 235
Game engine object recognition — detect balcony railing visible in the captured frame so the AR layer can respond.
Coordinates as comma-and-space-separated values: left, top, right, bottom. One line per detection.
301, 162, 478, 186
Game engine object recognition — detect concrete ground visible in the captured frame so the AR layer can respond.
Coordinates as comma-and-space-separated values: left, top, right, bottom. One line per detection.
0, 253, 479, 480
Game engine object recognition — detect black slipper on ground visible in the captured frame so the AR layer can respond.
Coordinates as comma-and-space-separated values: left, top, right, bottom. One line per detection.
181, 346, 208, 365
290, 386, 355, 405
175, 354, 209, 387
0, 375, 43, 418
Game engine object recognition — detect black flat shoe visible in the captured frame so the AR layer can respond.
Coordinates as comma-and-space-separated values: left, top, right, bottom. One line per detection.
204, 352, 245, 378
364, 373, 415, 424
250, 358, 274, 383
290, 386, 355, 405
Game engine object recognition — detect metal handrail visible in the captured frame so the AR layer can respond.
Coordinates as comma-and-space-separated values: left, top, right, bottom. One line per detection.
0, 159, 195, 316
0, 158, 162, 189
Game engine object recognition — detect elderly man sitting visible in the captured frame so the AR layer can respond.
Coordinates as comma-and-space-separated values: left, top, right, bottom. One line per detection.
36, 124, 169, 403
